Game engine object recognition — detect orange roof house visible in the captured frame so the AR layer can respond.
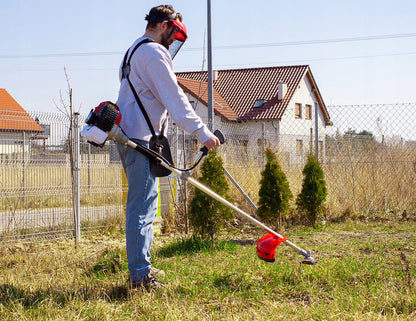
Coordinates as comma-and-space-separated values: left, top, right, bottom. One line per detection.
176, 65, 332, 125
178, 77, 238, 121
176, 66, 332, 164
0, 88, 44, 133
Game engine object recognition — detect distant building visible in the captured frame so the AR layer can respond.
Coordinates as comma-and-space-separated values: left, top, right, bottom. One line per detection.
0, 88, 44, 161
176, 65, 332, 165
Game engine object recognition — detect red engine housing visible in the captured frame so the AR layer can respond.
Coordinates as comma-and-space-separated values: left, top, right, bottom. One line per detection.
85, 101, 121, 132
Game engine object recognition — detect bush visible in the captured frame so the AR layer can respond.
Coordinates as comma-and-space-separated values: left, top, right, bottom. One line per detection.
257, 148, 293, 230
296, 154, 327, 227
189, 150, 234, 242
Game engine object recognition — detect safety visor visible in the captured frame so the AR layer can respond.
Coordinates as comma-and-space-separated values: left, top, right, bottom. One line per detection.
169, 19, 187, 41
167, 19, 188, 59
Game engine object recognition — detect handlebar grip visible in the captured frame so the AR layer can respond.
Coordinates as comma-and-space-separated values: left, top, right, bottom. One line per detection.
213, 129, 225, 144
200, 130, 225, 155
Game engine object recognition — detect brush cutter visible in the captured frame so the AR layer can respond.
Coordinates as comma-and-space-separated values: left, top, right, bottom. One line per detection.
81, 102, 317, 265
222, 167, 317, 264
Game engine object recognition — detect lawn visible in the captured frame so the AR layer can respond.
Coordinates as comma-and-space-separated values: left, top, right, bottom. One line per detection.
0, 220, 415, 320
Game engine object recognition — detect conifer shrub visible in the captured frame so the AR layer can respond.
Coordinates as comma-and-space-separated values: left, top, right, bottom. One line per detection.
189, 150, 234, 242
257, 148, 293, 230
296, 154, 327, 228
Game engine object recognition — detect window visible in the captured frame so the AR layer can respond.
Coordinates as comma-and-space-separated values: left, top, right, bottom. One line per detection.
296, 139, 303, 156
239, 140, 249, 160
189, 100, 195, 109
305, 104, 312, 120
295, 103, 302, 118
253, 99, 265, 108
239, 139, 248, 149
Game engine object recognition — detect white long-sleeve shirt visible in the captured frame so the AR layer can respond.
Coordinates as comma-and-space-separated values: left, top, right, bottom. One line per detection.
117, 36, 212, 144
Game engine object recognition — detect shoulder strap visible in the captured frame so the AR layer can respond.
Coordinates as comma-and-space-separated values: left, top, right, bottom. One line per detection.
121, 38, 153, 79
121, 38, 157, 137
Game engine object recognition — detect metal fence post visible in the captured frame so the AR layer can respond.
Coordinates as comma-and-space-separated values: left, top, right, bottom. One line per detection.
314, 102, 319, 159
73, 112, 81, 242
22, 131, 26, 206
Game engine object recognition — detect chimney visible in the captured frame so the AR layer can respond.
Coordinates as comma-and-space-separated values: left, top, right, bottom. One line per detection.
278, 82, 287, 100
212, 70, 218, 82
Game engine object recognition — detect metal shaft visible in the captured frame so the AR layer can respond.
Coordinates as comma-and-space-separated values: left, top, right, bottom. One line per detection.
222, 165, 258, 211
107, 126, 312, 261
181, 170, 307, 257
127, 136, 308, 258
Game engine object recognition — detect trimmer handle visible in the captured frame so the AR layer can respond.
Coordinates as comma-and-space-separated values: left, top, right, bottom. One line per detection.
200, 130, 225, 155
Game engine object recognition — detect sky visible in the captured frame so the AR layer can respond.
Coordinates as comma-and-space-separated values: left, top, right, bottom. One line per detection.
0, 0, 415, 114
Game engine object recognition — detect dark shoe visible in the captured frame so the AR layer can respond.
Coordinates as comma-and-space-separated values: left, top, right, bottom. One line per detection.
129, 273, 164, 292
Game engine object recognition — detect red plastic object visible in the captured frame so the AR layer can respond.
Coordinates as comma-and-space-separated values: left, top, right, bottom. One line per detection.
256, 233, 287, 262
95, 101, 121, 126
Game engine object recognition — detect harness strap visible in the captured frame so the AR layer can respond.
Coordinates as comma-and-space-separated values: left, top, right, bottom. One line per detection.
121, 38, 160, 137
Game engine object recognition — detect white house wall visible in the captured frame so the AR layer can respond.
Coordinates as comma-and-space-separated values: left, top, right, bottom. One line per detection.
181, 82, 327, 167
0, 132, 32, 161
279, 74, 327, 165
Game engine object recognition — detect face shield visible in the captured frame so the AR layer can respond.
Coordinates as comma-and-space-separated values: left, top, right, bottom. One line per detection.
167, 19, 188, 59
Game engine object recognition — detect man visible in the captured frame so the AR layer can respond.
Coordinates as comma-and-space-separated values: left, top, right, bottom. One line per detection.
116, 5, 220, 291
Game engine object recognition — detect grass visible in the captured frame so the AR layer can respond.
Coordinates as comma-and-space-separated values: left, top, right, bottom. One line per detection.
0, 163, 123, 211
0, 220, 415, 320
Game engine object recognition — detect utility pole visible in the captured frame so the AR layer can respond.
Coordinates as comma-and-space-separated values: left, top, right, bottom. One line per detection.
207, 0, 213, 131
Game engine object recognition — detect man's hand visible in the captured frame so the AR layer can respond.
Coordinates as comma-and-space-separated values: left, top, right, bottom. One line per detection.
204, 135, 221, 152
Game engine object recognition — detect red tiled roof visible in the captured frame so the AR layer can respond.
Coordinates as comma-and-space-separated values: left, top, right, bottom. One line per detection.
0, 89, 44, 132
176, 65, 332, 125
178, 78, 238, 121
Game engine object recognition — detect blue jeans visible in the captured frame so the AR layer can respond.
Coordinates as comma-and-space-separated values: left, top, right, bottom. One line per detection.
116, 140, 158, 282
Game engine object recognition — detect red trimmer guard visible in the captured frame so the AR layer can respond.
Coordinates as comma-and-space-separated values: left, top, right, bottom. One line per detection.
256, 233, 288, 262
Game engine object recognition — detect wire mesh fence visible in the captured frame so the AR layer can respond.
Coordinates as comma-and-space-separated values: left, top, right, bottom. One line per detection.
0, 102, 415, 242
0, 110, 124, 242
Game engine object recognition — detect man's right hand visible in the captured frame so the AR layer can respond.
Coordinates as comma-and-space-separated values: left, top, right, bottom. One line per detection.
203, 135, 221, 152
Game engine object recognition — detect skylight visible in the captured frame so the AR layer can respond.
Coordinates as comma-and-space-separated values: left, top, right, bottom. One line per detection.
253, 99, 265, 108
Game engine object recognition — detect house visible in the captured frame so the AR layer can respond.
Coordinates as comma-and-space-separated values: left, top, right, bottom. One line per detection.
176, 65, 332, 165
0, 88, 45, 161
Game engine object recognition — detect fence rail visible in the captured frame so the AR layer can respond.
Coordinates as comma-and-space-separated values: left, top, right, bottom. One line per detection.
0, 103, 415, 242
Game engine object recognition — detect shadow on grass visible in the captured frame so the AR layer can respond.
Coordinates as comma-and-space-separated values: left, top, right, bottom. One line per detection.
0, 282, 130, 307
156, 235, 242, 258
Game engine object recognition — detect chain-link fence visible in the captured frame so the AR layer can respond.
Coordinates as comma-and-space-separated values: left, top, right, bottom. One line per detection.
208, 103, 416, 222
1, 102, 415, 242
324, 103, 416, 219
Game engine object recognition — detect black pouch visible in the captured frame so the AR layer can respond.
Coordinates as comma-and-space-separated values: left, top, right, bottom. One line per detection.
149, 134, 173, 177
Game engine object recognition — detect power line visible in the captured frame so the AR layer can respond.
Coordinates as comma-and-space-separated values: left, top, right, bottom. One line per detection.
1, 51, 415, 73
0, 51, 122, 59
187, 32, 416, 51
0, 32, 415, 59
176, 51, 416, 70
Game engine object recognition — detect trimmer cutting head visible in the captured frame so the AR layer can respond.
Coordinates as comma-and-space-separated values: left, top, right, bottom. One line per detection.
300, 250, 318, 265
256, 233, 287, 262
256, 233, 318, 265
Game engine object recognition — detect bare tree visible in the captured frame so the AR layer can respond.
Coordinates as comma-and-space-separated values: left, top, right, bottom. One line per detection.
53, 68, 81, 248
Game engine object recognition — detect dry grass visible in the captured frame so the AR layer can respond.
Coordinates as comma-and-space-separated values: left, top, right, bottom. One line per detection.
0, 220, 415, 320
2, 141, 414, 218
220, 142, 416, 221
0, 163, 123, 211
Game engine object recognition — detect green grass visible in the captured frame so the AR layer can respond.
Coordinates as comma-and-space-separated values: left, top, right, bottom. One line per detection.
0, 220, 415, 320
